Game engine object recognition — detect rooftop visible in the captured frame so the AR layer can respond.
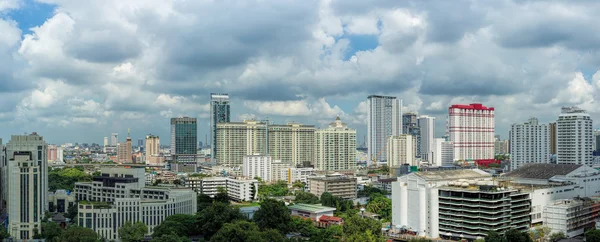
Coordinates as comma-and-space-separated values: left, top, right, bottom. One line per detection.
449, 103, 494, 111
414, 169, 491, 181
502, 164, 582, 180
288, 203, 336, 213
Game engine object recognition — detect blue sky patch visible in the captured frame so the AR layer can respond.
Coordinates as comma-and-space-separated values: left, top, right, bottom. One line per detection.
7, 0, 55, 34
342, 34, 379, 60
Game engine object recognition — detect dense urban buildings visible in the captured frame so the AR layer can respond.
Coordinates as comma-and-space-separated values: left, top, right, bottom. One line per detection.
549, 122, 557, 154
210, 93, 230, 161
432, 138, 453, 166
386, 134, 415, 167
308, 174, 358, 199
494, 139, 509, 154
268, 122, 316, 168
3, 133, 48, 240
509, 117, 551, 170
556, 106, 593, 165
447, 103, 495, 162
243, 154, 272, 181
182, 176, 258, 201
402, 112, 421, 158
145, 134, 161, 165
111, 133, 118, 146
170, 117, 198, 170
418, 115, 435, 162
367, 95, 402, 164
314, 117, 357, 171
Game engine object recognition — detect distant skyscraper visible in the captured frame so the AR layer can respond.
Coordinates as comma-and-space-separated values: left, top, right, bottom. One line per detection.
126, 130, 132, 163
103, 137, 108, 147
557, 106, 593, 165
48, 144, 58, 162
5, 133, 48, 240
314, 117, 357, 171
171, 117, 198, 165
448, 103, 495, 162
210, 93, 230, 161
549, 122, 557, 154
111, 133, 118, 146
402, 112, 418, 134
595, 130, 600, 154
0, 138, 5, 211
137, 138, 143, 148
418, 115, 435, 162
145, 135, 160, 165
367, 95, 402, 165
509, 117, 550, 170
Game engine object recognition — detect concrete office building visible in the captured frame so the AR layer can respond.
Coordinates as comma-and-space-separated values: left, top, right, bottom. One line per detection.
75, 167, 197, 240
4, 133, 48, 240
145, 135, 161, 165
367, 95, 402, 164
171, 117, 198, 171
104, 137, 109, 147
182, 176, 258, 201
448, 104, 495, 162
544, 197, 600, 238
418, 116, 435, 162
550, 123, 557, 154
387, 135, 415, 167
509, 117, 551, 170
557, 107, 593, 165
284, 167, 315, 185
432, 138, 454, 167
308, 174, 357, 199
243, 154, 272, 181
210, 93, 230, 161
495, 139, 509, 154
48, 190, 76, 213
314, 117, 357, 171
111, 133, 118, 146
117, 142, 128, 163
271, 161, 292, 182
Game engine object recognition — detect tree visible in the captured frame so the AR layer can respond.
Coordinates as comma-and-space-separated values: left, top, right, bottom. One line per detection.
485, 231, 507, 242
346, 229, 383, 242
289, 216, 318, 237
292, 181, 305, 190
505, 229, 532, 242
294, 191, 320, 204
60, 226, 99, 242
342, 214, 383, 241
214, 186, 230, 203
0, 226, 9, 240
321, 192, 354, 212
153, 214, 199, 237
197, 193, 214, 212
150, 233, 191, 242
41, 221, 63, 242
197, 202, 245, 240
211, 220, 285, 242
49, 203, 56, 213
253, 199, 292, 234
358, 186, 388, 197
549, 232, 566, 242
118, 221, 148, 242
66, 203, 78, 220
366, 194, 391, 221
529, 226, 551, 242
309, 225, 343, 242
585, 229, 600, 242
258, 180, 289, 198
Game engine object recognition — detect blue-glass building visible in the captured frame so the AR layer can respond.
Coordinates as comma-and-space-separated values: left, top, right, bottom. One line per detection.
170, 117, 197, 164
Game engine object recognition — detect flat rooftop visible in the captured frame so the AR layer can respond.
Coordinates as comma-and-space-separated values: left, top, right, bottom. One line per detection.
415, 169, 491, 181
502, 164, 582, 179
288, 203, 336, 213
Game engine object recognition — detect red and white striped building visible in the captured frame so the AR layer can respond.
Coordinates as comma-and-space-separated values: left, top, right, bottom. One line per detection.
447, 104, 495, 162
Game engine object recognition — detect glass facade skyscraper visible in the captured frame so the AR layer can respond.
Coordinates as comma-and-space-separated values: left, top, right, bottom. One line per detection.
170, 117, 197, 163
210, 93, 230, 161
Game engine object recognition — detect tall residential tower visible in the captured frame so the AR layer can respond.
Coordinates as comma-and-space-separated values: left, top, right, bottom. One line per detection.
448, 104, 495, 162
509, 117, 551, 170
170, 117, 198, 168
367, 95, 402, 165
557, 106, 593, 165
210, 93, 230, 161
418, 115, 435, 162
314, 117, 357, 171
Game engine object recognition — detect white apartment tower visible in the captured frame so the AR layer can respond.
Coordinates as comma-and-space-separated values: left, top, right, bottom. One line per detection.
448, 104, 495, 162
432, 138, 454, 167
418, 116, 436, 162
243, 154, 272, 181
145, 135, 160, 165
557, 106, 593, 166
314, 117, 357, 171
387, 135, 415, 167
111, 133, 118, 146
5, 133, 48, 240
509, 117, 551, 170
367, 95, 402, 165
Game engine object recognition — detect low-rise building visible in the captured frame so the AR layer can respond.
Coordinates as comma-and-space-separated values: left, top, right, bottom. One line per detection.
243, 154, 272, 181
308, 174, 357, 199
271, 161, 292, 183
288, 203, 336, 221
48, 190, 76, 213
182, 176, 258, 202
544, 197, 600, 238
285, 167, 315, 185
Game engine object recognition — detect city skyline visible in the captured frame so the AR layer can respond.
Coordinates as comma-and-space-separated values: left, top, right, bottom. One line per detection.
1, 1, 600, 144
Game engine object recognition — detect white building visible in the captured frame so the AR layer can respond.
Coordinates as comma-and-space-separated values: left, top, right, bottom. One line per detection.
284, 167, 315, 185
314, 117, 357, 171
432, 138, 452, 167
418, 116, 435, 162
104, 137, 109, 147
544, 198, 600, 238
557, 106, 593, 166
111, 133, 118, 146
367, 95, 402, 165
271, 161, 292, 182
182, 176, 258, 202
243, 154, 272, 181
440, 141, 454, 166
387, 135, 415, 167
509, 117, 551, 170
448, 104, 495, 162
4, 133, 48, 240
75, 167, 197, 241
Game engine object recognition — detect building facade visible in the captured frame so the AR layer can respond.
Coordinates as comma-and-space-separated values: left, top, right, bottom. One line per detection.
5, 133, 48, 240
544, 198, 600, 238
111, 133, 118, 146
243, 154, 272, 181
285, 167, 315, 185
448, 104, 495, 162
271, 161, 292, 183
308, 175, 357, 199
387, 135, 415, 167
367, 95, 402, 164
145, 135, 160, 165
509, 117, 551, 170
210, 93, 230, 161
268, 123, 315, 167
495, 139, 509, 154
557, 107, 593, 166
314, 117, 357, 171
550, 122, 557, 154
170, 117, 198, 166
418, 115, 435, 162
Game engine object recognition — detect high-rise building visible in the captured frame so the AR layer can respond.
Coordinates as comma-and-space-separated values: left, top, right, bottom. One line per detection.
403, 112, 421, 158
111, 133, 118, 146
557, 106, 593, 165
448, 103, 495, 162
170, 117, 198, 165
126, 130, 132, 163
594, 129, 600, 154
145, 135, 160, 165
215, 120, 315, 167
103, 137, 108, 147
418, 115, 435, 162
549, 123, 557, 154
48, 144, 58, 162
5, 133, 48, 240
314, 117, 357, 171
117, 143, 127, 163
387, 134, 415, 167
367, 95, 402, 164
210, 93, 230, 161
242, 154, 272, 181
137, 138, 143, 148
509, 117, 551, 170
494, 139, 509, 154
0, 139, 5, 211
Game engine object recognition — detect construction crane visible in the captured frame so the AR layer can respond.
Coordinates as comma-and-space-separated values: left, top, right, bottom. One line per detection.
371, 142, 389, 168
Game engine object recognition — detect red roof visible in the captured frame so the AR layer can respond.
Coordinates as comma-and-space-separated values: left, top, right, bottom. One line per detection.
320, 215, 343, 222
449, 103, 494, 111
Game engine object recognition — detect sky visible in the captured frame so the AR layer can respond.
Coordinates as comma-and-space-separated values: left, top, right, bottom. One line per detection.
0, 0, 599, 145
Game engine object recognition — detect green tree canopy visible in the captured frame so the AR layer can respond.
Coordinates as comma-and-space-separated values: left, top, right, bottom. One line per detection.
505, 229, 532, 242
59, 226, 99, 242
585, 229, 600, 242
152, 214, 198, 237
197, 202, 245, 240
214, 186, 230, 203
253, 199, 292, 234
342, 214, 383, 241
549, 232, 566, 242
211, 220, 285, 242
289, 216, 318, 237
0, 226, 9, 240
294, 191, 320, 204
66, 203, 78, 220
308, 225, 343, 242
485, 231, 508, 242
366, 194, 391, 221
118, 221, 148, 242
150, 233, 191, 242
41, 221, 63, 242
48, 168, 93, 191
321, 192, 354, 212
258, 180, 289, 198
